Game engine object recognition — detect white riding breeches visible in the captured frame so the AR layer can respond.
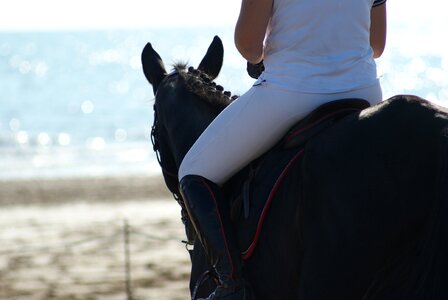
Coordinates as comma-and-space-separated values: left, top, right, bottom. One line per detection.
178, 82, 382, 185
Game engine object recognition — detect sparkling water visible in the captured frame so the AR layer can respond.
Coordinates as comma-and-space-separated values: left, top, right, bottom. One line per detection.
1, 20, 447, 179
0, 28, 251, 179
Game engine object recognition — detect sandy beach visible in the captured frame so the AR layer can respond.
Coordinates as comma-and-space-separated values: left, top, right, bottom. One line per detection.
0, 175, 191, 300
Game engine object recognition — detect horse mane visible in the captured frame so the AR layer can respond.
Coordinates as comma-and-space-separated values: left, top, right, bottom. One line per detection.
173, 63, 238, 111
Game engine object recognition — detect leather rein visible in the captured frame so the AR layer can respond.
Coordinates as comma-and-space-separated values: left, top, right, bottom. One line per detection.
150, 102, 181, 201
151, 99, 196, 250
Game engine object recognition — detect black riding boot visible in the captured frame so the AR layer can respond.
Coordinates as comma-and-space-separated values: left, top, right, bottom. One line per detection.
179, 175, 249, 300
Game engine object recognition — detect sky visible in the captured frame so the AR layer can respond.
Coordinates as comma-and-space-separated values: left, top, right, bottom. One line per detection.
0, 0, 447, 33
0, 0, 241, 31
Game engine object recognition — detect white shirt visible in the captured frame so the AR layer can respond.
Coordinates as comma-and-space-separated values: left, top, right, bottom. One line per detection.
261, 0, 381, 93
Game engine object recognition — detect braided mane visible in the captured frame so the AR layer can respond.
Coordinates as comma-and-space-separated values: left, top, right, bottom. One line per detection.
173, 63, 238, 111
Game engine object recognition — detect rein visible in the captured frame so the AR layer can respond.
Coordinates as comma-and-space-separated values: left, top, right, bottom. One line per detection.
151, 106, 177, 178
151, 100, 198, 250
150, 102, 181, 200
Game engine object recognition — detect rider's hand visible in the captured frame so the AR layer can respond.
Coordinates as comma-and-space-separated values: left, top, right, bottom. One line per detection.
246, 60, 265, 79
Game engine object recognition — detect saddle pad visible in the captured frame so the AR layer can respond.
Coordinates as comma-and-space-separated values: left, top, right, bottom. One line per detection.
234, 99, 369, 260
233, 147, 304, 260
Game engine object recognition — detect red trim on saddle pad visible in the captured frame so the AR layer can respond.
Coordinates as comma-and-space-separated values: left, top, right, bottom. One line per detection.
242, 149, 305, 260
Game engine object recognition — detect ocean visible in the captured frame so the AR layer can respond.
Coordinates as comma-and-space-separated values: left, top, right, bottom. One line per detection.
1, 24, 447, 180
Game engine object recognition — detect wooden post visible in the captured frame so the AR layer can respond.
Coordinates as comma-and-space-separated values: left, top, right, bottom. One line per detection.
124, 219, 134, 300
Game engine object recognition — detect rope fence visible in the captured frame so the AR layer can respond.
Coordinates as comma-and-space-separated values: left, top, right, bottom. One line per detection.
0, 219, 189, 300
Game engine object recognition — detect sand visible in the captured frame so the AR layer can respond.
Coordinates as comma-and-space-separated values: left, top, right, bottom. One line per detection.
0, 175, 191, 300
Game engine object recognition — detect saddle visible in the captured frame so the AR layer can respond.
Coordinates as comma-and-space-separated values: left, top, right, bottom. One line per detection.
231, 98, 370, 260
284, 98, 370, 148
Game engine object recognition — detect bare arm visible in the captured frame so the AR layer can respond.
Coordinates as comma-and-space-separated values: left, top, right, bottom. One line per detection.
370, 3, 387, 58
234, 0, 273, 64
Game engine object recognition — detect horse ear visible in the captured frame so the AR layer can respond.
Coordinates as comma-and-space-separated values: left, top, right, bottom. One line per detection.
197, 36, 224, 80
141, 42, 167, 94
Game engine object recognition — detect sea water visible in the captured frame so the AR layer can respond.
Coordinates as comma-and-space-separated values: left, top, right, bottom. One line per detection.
0, 24, 447, 180
0, 28, 252, 179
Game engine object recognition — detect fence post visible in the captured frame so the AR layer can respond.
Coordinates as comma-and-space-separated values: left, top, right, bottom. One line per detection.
124, 219, 134, 300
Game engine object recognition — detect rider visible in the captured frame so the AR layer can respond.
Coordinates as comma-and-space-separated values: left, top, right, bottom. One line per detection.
179, 0, 387, 299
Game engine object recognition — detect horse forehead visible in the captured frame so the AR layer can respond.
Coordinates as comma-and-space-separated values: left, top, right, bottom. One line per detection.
158, 70, 181, 89
157, 71, 182, 93
155, 72, 190, 104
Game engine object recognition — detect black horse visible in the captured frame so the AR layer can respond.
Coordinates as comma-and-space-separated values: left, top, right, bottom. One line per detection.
142, 36, 448, 300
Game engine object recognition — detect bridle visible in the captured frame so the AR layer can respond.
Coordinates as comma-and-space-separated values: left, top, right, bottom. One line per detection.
151, 98, 197, 251
150, 102, 181, 201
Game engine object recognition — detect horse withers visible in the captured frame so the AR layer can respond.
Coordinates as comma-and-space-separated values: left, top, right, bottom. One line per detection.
141, 36, 448, 300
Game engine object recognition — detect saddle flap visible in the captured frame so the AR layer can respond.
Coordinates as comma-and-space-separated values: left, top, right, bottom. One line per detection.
284, 98, 370, 149
231, 146, 303, 260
